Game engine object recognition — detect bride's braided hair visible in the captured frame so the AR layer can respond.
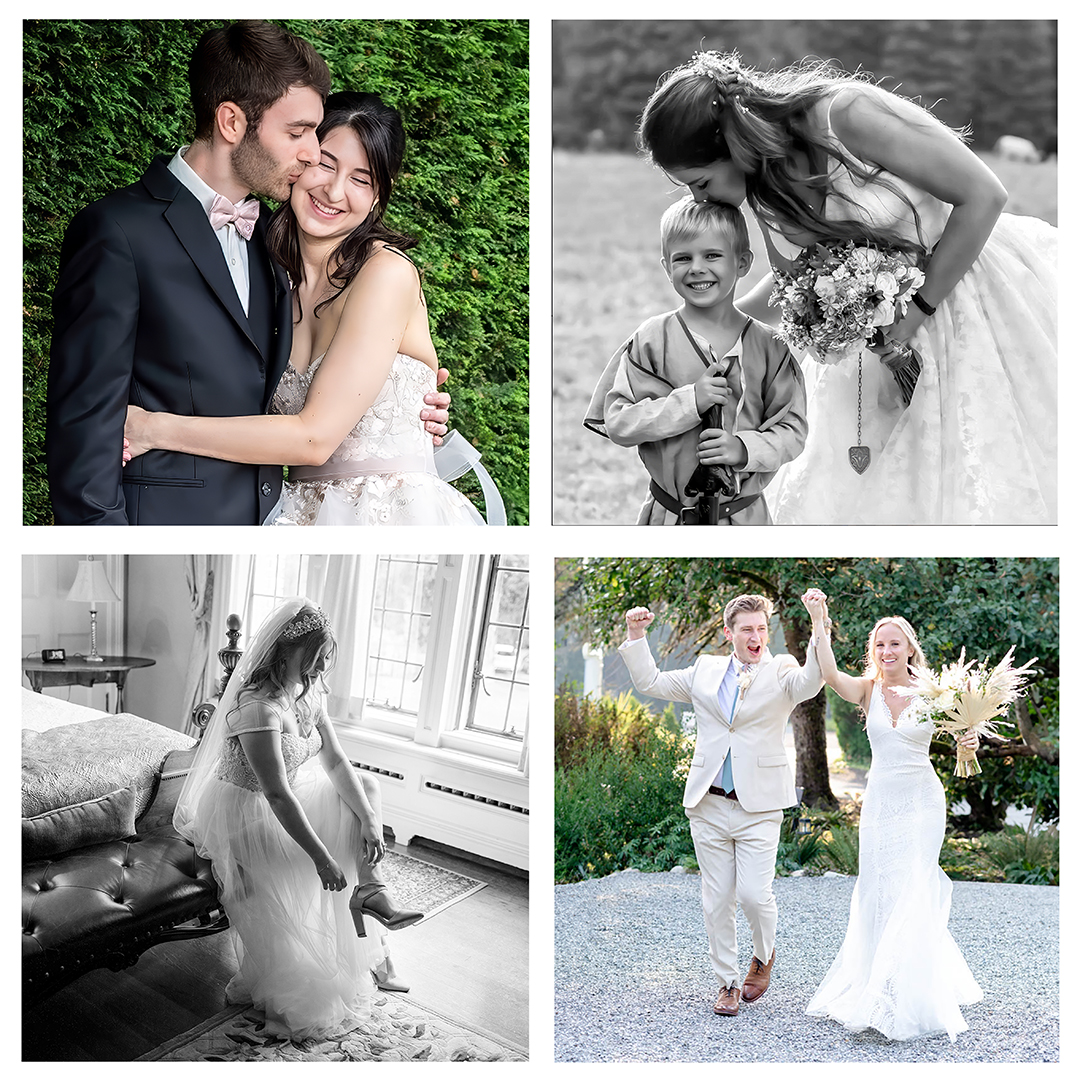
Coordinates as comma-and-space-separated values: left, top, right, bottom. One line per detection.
639, 50, 959, 258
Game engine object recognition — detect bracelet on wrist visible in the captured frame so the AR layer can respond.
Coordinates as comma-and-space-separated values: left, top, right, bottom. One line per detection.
911, 291, 937, 317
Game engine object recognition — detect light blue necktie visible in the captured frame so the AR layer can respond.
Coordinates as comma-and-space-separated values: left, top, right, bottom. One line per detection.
718, 662, 748, 793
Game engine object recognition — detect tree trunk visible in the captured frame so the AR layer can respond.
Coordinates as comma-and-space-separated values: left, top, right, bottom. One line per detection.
791, 695, 837, 809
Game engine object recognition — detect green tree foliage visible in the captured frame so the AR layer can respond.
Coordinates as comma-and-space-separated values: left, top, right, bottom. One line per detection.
558, 557, 1058, 826
24, 19, 528, 524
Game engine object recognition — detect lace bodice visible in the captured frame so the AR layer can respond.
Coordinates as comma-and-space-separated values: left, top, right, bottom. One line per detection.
215, 723, 323, 793
865, 681, 934, 769
272, 352, 438, 473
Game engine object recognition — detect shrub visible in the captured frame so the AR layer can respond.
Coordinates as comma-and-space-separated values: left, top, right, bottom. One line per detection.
816, 824, 861, 876
554, 689, 694, 882
978, 825, 1059, 886
23, 19, 529, 524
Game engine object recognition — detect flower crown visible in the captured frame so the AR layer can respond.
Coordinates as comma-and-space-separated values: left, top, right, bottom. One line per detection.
281, 607, 330, 641
688, 50, 748, 97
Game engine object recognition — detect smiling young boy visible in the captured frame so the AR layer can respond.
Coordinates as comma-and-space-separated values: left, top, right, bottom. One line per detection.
584, 196, 808, 524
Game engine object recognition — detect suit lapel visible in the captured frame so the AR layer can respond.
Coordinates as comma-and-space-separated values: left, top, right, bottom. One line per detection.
143, 157, 265, 357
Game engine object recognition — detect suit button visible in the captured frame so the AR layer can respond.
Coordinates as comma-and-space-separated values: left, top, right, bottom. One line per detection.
261, 483, 272, 497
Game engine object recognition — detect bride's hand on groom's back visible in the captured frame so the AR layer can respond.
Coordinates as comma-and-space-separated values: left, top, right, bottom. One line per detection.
421, 367, 451, 444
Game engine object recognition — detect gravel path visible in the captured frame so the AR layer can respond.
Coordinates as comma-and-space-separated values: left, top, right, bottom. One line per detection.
554, 870, 1058, 1062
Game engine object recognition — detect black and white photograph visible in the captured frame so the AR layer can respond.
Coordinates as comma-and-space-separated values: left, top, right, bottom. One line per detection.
554, 19, 1057, 524
22, 553, 528, 1061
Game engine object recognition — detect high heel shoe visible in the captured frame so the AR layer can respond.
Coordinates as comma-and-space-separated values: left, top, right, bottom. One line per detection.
350, 883, 424, 938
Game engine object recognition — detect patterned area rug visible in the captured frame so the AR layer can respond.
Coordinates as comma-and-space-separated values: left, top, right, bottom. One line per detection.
139, 994, 527, 1061
379, 848, 486, 918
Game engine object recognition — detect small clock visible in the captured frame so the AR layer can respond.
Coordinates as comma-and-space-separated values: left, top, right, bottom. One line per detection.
41, 648, 66, 663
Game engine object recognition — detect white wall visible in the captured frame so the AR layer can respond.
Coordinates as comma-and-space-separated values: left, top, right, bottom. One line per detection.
22, 554, 125, 712
124, 555, 195, 730
21, 554, 195, 730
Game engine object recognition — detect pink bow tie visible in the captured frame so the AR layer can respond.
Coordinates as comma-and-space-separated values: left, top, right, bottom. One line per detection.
209, 194, 259, 240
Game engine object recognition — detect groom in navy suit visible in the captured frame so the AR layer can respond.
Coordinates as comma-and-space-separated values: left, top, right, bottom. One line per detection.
47, 21, 448, 525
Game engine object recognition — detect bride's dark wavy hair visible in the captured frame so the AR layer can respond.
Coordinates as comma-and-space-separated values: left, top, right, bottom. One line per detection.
267, 91, 417, 323
638, 51, 966, 258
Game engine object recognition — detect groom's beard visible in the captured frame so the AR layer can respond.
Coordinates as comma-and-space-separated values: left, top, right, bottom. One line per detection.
231, 129, 294, 203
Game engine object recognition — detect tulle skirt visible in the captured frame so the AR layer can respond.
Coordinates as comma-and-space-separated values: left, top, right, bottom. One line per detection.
806, 763, 982, 1041
264, 472, 485, 526
192, 761, 387, 1039
770, 213, 1056, 524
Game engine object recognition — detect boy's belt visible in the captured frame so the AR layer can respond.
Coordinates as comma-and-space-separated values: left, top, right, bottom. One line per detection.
649, 480, 760, 523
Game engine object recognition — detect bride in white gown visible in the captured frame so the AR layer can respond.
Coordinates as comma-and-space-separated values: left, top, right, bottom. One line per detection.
639, 51, 1056, 524
175, 598, 423, 1039
124, 92, 488, 525
800, 589, 983, 1041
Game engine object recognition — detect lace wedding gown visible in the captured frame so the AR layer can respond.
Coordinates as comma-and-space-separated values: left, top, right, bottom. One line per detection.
264, 353, 485, 526
191, 698, 387, 1038
806, 683, 982, 1041
767, 101, 1057, 524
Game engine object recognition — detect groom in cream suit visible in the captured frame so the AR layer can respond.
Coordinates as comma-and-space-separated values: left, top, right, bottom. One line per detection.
620, 593, 823, 1016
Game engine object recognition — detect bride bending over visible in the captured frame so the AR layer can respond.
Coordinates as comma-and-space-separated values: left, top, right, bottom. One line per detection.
801, 588, 982, 1041
125, 92, 487, 526
176, 598, 423, 1038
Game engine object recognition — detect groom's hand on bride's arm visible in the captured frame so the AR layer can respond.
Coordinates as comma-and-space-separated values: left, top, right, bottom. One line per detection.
421, 367, 451, 445
625, 607, 655, 640
698, 429, 749, 468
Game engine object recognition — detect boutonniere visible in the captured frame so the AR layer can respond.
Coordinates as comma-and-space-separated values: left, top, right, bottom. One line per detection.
737, 662, 760, 694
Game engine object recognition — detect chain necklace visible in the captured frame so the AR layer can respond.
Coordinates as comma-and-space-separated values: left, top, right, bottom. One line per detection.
848, 353, 871, 474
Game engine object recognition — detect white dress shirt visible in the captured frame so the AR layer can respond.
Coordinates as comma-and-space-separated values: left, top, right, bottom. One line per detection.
168, 146, 252, 314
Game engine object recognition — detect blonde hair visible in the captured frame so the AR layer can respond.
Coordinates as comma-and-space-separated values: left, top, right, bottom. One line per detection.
723, 593, 772, 630
862, 616, 927, 680
660, 194, 750, 260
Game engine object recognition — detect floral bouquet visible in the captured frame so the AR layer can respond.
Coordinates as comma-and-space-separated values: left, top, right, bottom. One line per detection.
770, 240, 925, 404
895, 647, 1037, 776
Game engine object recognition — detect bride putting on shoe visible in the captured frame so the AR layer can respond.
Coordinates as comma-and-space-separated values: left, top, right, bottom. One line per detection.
175, 597, 423, 1039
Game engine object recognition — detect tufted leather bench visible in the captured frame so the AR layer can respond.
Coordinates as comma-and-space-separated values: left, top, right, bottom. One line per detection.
22, 827, 226, 1006
22, 742, 230, 1006
22, 618, 244, 1007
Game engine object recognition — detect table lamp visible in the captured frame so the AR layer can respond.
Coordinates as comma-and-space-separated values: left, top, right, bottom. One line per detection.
66, 556, 120, 662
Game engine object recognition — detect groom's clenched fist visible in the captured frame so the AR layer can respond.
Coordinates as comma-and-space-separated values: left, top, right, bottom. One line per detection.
625, 607, 655, 640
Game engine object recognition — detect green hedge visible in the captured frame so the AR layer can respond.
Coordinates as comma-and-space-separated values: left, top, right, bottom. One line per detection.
24, 19, 529, 524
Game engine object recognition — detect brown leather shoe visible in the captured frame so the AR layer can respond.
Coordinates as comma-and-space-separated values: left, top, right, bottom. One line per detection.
713, 985, 740, 1016
741, 950, 775, 1002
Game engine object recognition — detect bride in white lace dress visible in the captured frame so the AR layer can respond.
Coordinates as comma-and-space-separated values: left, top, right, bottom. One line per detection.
125, 92, 485, 525
800, 589, 982, 1041
639, 52, 1056, 524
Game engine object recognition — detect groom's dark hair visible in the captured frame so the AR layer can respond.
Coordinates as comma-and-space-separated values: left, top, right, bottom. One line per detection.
189, 20, 331, 142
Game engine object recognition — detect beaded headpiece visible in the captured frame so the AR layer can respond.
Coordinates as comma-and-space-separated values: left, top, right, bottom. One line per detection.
281, 606, 331, 641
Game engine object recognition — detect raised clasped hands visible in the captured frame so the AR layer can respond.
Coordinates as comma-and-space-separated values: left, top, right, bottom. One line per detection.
801, 587, 828, 621
317, 856, 348, 892
625, 606, 655, 641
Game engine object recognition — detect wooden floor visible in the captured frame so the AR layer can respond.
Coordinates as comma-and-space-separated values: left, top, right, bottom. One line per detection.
22, 840, 528, 1061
